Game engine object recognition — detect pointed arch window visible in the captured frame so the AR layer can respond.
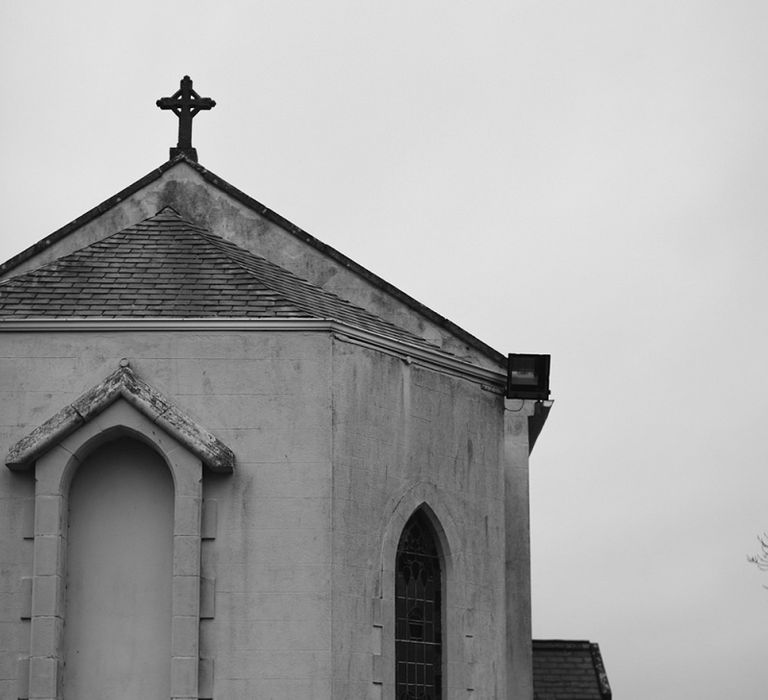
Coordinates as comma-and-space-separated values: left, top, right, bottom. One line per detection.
395, 510, 442, 700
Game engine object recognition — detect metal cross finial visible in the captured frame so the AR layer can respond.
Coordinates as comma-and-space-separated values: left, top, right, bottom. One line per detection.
156, 75, 216, 162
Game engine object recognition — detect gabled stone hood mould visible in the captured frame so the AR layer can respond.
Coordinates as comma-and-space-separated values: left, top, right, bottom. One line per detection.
5, 362, 234, 472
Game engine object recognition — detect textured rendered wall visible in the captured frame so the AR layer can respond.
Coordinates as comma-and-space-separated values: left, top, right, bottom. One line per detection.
0, 330, 334, 699
0, 328, 528, 699
329, 338, 528, 700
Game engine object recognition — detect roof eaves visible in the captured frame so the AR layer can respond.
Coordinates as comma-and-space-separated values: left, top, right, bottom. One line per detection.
0, 318, 508, 391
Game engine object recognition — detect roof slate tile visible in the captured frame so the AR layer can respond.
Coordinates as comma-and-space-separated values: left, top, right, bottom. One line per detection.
532, 640, 612, 700
0, 208, 436, 349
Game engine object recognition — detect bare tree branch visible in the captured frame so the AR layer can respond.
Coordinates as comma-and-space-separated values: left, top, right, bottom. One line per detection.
747, 532, 768, 573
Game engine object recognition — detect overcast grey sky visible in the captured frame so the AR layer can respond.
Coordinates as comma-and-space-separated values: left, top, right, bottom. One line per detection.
2, 2, 767, 698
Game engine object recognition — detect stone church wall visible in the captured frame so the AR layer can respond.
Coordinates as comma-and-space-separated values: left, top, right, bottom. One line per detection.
330, 338, 516, 700
0, 327, 526, 698
0, 329, 336, 699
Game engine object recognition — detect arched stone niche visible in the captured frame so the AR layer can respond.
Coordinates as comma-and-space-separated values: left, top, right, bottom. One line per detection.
64, 435, 174, 699
6, 365, 234, 700
371, 482, 467, 700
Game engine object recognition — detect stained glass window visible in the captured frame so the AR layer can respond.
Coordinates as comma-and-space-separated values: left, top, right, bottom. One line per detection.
395, 510, 442, 700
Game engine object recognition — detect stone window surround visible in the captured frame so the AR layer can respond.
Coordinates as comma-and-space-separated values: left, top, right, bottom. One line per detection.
27, 400, 205, 700
372, 484, 470, 699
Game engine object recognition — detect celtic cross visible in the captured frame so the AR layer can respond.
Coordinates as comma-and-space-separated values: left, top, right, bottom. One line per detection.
156, 76, 216, 162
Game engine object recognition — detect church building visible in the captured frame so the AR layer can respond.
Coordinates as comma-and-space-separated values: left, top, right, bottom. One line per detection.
0, 78, 609, 700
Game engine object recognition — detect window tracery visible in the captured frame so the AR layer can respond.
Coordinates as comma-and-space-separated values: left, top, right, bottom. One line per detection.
395, 510, 442, 700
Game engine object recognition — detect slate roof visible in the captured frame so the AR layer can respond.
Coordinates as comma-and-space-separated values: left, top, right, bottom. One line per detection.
0, 207, 436, 348
0, 155, 506, 365
532, 640, 612, 700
